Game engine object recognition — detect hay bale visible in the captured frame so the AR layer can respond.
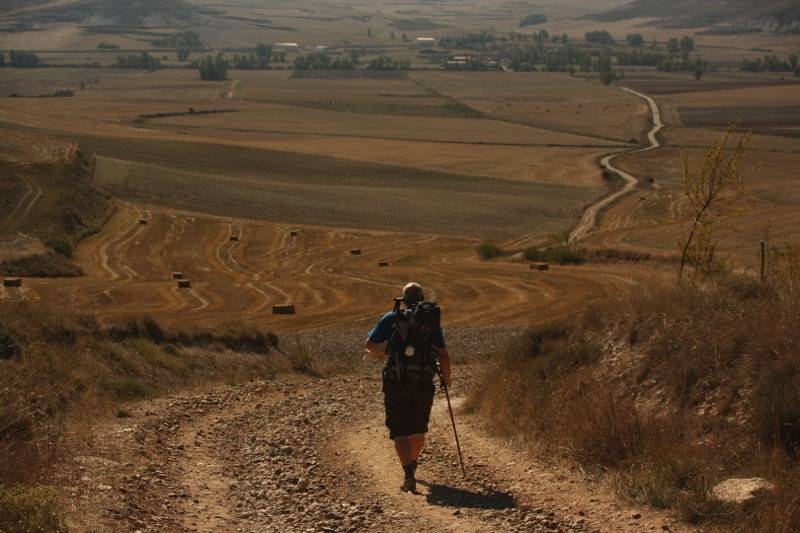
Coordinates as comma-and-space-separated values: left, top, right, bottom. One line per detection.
139, 218, 148, 225
290, 230, 299, 237
229, 235, 240, 242
172, 272, 184, 280
177, 279, 192, 289
350, 249, 362, 256
530, 263, 549, 271
272, 304, 296, 315
3, 278, 22, 288
378, 261, 389, 267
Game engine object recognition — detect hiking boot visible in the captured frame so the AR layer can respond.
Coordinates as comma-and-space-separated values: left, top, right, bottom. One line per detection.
401, 477, 417, 493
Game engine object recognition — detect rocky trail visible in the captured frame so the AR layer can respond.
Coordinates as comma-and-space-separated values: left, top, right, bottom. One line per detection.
59, 332, 694, 533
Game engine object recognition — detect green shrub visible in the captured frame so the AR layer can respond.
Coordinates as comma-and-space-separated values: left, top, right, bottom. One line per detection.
0, 485, 65, 533
476, 242, 503, 260
523, 246, 585, 265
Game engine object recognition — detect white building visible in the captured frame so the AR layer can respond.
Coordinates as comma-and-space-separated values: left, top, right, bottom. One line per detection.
414, 37, 437, 46
274, 42, 300, 51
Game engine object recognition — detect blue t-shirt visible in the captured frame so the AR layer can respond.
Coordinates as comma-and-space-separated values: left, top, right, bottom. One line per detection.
368, 312, 446, 348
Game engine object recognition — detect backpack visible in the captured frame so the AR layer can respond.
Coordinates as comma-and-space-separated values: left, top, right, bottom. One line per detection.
385, 301, 441, 383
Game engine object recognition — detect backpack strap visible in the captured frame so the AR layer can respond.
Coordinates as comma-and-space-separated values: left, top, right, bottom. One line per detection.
386, 298, 405, 382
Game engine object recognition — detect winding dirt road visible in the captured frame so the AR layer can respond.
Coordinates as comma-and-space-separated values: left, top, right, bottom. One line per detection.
570, 88, 663, 243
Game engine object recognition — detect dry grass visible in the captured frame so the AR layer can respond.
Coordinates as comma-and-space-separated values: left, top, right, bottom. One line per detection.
472, 262, 800, 531
0, 301, 288, 525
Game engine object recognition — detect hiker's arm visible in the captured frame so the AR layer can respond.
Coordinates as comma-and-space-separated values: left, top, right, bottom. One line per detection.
438, 347, 451, 386
364, 338, 385, 360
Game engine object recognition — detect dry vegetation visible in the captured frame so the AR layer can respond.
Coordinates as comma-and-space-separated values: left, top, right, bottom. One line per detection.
0, 302, 288, 531
471, 257, 800, 531
0, 133, 112, 277
6, 202, 641, 331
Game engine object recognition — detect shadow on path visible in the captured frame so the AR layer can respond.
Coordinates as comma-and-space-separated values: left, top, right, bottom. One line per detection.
418, 480, 516, 510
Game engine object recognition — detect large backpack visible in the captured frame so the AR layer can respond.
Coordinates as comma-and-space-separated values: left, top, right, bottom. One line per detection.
385, 301, 441, 383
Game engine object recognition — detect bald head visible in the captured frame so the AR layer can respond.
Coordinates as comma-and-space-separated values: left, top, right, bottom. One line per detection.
402, 282, 425, 304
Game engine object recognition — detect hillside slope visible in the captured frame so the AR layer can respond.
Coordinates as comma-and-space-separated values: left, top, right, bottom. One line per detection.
591, 0, 800, 33
2, 0, 208, 28
0, 131, 112, 276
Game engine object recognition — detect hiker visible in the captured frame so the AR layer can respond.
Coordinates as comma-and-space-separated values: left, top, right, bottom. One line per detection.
364, 282, 451, 493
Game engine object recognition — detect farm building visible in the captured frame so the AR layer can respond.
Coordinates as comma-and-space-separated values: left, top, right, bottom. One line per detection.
275, 42, 300, 51
415, 37, 437, 46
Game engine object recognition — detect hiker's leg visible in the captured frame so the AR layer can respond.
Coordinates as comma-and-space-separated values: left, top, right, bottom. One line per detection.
409, 433, 426, 461
393, 436, 414, 465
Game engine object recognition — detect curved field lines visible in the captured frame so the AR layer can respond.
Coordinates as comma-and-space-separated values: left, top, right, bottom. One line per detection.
1, 174, 41, 231
16, 203, 645, 331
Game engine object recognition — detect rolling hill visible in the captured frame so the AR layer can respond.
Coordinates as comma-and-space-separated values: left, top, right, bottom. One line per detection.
2, 0, 209, 28
591, 0, 800, 33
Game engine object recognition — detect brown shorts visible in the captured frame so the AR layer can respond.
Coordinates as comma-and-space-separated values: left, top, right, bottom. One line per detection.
382, 379, 435, 440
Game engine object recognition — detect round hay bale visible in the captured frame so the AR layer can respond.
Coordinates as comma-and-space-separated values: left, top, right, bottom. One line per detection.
3, 278, 22, 288
177, 279, 192, 289
139, 218, 149, 225
172, 272, 184, 280
229, 235, 240, 242
378, 261, 389, 267
530, 263, 549, 271
350, 249, 362, 256
272, 304, 296, 315
290, 230, 299, 237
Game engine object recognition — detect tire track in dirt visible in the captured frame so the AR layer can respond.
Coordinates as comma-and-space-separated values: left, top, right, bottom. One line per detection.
1, 173, 35, 229
65, 365, 695, 533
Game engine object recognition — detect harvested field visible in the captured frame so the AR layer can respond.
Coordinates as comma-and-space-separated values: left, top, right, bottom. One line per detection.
85, 136, 600, 240
200, 137, 609, 187
2, 203, 643, 331
410, 71, 648, 143
620, 73, 800, 96
586, 145, 800, 269
659, 83, 800, 128
679, 106, 800, 128
243, 99, 482, 118
289, 70, 407, 80
140, 102, 614, 146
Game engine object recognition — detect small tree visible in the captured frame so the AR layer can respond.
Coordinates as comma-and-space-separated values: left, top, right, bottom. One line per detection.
598, 55, 615, 85
667, 38, 679, 54
626, 33, 645, 47
256, 43, 272, 63
691, 58, 709, 80
677, 125, 759, 279
177, 47, 190, 61
0, 51, 5, 68
366, 27, 372, 38
680, 35, 695, 53
199, 53, 229, 81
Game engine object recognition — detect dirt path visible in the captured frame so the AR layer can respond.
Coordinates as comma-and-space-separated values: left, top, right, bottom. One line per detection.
63, 363, 695, 533
570, 88, 663, 243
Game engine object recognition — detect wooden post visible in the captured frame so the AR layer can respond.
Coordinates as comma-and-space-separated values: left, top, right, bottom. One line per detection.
760, 240, 766, 282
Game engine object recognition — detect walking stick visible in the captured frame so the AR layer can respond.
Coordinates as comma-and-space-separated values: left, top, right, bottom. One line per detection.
437, 362, 467, 478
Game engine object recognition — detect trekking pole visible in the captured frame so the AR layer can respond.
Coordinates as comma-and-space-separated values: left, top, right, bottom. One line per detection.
437, 362, 466, 478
